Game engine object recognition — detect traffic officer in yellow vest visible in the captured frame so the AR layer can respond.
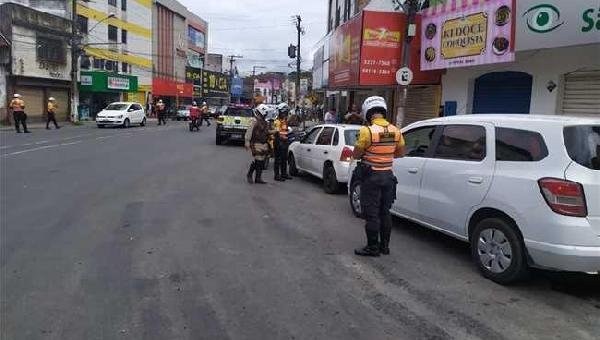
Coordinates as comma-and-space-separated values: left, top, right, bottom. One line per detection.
10, 94, 30, 133
46, 97, 61, 130
273, 103, 292, 181
245, 104, 272, 184
353, 96, 405, 257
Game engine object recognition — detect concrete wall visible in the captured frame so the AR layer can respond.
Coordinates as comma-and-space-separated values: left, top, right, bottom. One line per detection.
441, 44, 600, 115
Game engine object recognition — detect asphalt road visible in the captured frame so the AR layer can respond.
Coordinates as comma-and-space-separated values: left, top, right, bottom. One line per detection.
1, 122, 599, 340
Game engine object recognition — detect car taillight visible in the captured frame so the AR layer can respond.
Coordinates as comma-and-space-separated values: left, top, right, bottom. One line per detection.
538, 178, 587, 217
340, 147, 353, 162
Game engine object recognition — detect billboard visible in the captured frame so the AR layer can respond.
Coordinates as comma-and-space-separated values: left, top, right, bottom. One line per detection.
328, 14, 362, 87
359, 11, 405, 85
202, 70, 229, 98
516, 0, 600, 51
420, 0, 515, 71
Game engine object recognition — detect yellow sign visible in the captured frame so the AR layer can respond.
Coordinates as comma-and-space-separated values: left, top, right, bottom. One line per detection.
441, 12, 488, 59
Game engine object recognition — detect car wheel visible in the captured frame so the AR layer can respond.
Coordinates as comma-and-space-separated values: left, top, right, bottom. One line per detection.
123, 119, 130, 128
471, 217, 529, 285
288, 153, 299, 176
323, 164, 340, 194
140, 118, 146, 127
216, 134, 223, 145
349, 180, 363, 218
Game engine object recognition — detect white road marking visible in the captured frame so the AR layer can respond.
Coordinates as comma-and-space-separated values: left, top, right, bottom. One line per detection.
0, 145, 13, 150
2, 144, 59, 156
35, 140, 49, 145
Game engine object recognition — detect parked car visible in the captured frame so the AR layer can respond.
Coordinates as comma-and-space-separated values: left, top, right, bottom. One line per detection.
348, 115, 600, 284
215, 105, 254, 145
176, 105, 191, 121
288, 124, 361, 193
96, 102, 146, 128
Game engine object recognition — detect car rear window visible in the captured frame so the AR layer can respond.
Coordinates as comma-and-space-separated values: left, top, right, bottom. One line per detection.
105, 104, 128, 111
224, 107, 253, 117
564, 125, 600, 170
495, 127, 548, 162
344, 129, 360, 146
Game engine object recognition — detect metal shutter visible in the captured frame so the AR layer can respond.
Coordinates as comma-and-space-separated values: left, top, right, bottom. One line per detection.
401, 85, 441, 127
562, 70, 600, 116
47, 89, 69, 121
473, 72, 532, 114
15, 87, 44, 120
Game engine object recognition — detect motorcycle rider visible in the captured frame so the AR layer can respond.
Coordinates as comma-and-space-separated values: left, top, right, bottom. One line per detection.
353, 96, 405, 257
245, 104, 272, 184
189, 101, 201, 132
273, 103, 292, 181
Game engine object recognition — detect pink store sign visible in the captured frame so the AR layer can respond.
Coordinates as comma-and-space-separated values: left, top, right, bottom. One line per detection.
420, 0, 515, 71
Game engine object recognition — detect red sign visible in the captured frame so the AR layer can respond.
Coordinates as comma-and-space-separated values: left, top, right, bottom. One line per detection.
328, 15, 362, 87
152, 78, 193, 97
359, 11, 404, 85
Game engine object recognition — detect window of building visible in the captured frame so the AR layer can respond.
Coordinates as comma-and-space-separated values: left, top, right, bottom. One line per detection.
108, 0, 117, 7
36, 37, 65, 64
121, 0, 127, 11
495, 127, 548, 162
122, 62, 129, 73
93, 58, 104, 69
77, 15, 88, 34
188, 26, 206, 49
108, 25, 118, 41
434, 125, 487, 161
121, 29, 127, 44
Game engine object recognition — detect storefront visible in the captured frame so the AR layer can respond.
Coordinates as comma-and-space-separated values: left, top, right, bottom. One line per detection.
431, 0, 600, 116
79, 71, 138, 119
326, 10, 442, 125
10, 77, 71, 122
152, 77, 193, 112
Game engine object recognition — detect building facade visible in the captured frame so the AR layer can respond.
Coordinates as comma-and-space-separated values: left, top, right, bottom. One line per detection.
76, 0, 152, 118
0, 2, 72, 123
186, 11, 208, 102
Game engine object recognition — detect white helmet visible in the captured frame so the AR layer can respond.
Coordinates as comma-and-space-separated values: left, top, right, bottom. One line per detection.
13, 94, 21, 98
277, 102, 290, 113
361, 96, 387, 121
48, 97, 56, 101
254, 104, 270, 118
192, 101, 197, 106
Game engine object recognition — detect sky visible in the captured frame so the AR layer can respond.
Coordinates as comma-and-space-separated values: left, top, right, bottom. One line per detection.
179, 0, 327, 76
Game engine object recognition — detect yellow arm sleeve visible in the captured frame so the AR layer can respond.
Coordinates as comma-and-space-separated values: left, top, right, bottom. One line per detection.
355, 126, 371, 149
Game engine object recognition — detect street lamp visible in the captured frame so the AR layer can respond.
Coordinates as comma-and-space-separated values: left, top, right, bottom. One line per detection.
89, 13, 116, 33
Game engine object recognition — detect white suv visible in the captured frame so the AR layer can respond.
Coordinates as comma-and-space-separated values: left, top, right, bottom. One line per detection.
348, 115, 600, 284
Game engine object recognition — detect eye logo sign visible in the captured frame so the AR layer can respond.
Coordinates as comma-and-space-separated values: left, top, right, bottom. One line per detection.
523, 4, 565, 33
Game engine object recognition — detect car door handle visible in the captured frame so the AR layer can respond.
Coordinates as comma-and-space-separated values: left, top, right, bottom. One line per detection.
323, 151, 328, 155
407, 168, 419, 174
468, 176, 484, 184
307, 148, 311, 152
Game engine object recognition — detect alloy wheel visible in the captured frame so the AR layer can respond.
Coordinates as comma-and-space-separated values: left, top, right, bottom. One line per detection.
477, 228, 513, 274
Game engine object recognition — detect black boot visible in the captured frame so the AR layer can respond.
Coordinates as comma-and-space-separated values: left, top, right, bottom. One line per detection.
247, 161, 256, 184
274, 161, 284, 181
282, 174, 292, 180
255, 161, 267, 184
354, 230, 380, 257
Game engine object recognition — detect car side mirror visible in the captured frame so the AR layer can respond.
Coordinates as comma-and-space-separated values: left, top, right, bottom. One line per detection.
127, 108, 134, 112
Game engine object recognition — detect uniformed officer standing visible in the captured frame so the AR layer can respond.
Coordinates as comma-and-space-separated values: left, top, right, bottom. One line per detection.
10, 94, 30, 133
273, 103, 292, 182
156, 99, 167, 125
353, 96, 405, 257
245, 104, 271, 184
46, 97, 61, 130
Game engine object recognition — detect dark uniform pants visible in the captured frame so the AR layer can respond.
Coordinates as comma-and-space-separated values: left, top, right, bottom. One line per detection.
158, 110, 167, 125
360, 170, 397, 246
274, 140, 289, 177
13, 111, 28, 132
47, 111, 59, 128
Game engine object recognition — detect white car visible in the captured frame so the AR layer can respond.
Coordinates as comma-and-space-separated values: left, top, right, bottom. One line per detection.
288, 124, 361, 193
348, 115, 600, 284
96, 102, 146, 128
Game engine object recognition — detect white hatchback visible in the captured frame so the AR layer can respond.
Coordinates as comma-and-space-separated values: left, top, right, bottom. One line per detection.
348, 115, 600, 284
289, 124, 361, 193
96, 102, 146, 128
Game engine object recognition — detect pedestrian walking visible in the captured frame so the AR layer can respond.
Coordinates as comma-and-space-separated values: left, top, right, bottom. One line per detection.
46, 97, 61, 130
344, 104, 363, 125
245, 104, 271, 184
324, 107, 337, 124
10, 94, 30, 133
156, 99, 167, 125
353, 96, 405, 257
200, 101, 211, 127
189, 101, 201, 132
273, 102, 292, 182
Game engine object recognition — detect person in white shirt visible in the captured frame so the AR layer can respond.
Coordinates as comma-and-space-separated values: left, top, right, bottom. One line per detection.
324, 108, 338, 124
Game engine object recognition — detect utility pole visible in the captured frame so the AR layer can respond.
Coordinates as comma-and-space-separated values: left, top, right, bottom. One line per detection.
397, 0, 419, 125
70, 0, 79, 122
292, 14, 304, 128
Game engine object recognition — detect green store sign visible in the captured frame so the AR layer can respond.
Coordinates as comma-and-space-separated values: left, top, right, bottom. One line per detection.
79, 71, 138, 93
